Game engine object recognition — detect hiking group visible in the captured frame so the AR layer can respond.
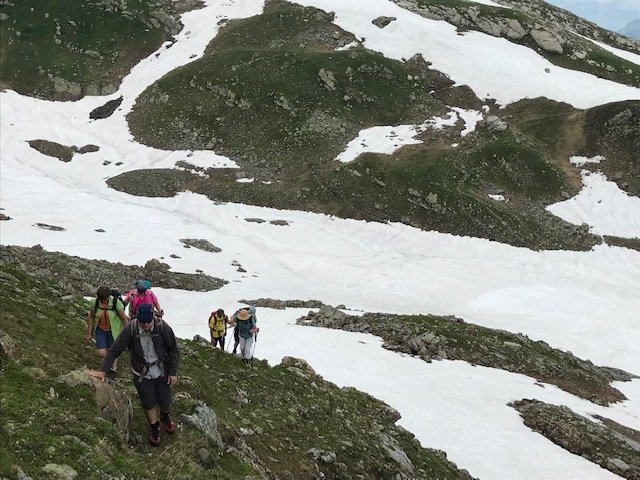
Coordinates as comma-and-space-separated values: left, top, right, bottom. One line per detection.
208, 306, 259, 365
86, 280, 259, 446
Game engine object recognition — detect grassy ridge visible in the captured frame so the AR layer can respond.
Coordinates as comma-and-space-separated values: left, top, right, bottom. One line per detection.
0, 0, 184, 99
120, 0, 600, 251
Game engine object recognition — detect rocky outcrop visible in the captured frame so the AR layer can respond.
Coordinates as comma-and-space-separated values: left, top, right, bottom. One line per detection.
239, 298, 332, 309
91, 375, 135, 443
512, 399, 640, 479
27, 140, 101, 162
391, 0, 640, 81
530, 28, 564, 54
180, 238, 222, 253
89, 96, 123, 120
28, 140, 76, 162
0, 330, 18, 361
372, 16, 397, 29
298, 305, 637, 405
183, 404, 225, 448
0, 245, 227, 296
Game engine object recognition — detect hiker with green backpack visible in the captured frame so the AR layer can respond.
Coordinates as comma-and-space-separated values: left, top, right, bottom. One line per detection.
85, 286, 128, 379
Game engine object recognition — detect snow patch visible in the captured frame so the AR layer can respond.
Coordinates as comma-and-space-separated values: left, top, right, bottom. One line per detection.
488, 194, 507, 202
570, 155, 604, 167
547, 171, 640, 238
335, 110, 461, 163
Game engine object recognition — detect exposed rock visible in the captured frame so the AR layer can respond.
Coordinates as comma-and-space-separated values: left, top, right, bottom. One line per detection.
149, 10, 181, 36
281, 356, 317, 378
0, 213, 11, 221
42, 463, 77, 480
239, 298, 328, 309
60, 369, 94, 387
34, 223, 66, 231
101, 84, 118, 95
380, 433, 415, 474
0, 330, 18, 359
179, 238, 222, 253
52, 77, 82, 96
530, 28, 564, 54
485, 115, 508, 132
89, 96, 123, 120
28, 139, 76, 162
0, 245, 227, 296
182, 404, 224, 448
307, 447, 337, 464
318, 68, 337, 90
372, 16, 396, 28
298, 308, 635, 405
512, 399, 640, 479
91, 376, 135, 442
76, 144, 100, 154
501, 18, 527, 40
197, 447, 217, 468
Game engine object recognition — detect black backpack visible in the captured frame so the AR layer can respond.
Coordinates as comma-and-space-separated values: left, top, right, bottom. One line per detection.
94, 289, 123, 312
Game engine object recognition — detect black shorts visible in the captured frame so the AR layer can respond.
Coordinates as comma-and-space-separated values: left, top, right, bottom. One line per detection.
133, 375, 172, 411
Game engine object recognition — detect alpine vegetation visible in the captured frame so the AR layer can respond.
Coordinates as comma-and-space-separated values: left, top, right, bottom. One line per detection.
0, 0, 639, 479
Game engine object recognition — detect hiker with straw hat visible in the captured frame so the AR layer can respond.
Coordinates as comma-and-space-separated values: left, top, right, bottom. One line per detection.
228, 308, 259, 365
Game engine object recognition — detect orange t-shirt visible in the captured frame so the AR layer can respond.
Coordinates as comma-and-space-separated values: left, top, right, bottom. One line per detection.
97, 299, 112, 332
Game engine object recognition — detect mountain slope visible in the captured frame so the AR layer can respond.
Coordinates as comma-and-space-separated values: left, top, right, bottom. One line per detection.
1, 0, 640, 479
0, 252, 476, 480
620, 19, 640, 40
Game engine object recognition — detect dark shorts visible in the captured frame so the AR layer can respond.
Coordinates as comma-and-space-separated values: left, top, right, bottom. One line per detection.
95, 327, 114, 350
133, 375, 172, 411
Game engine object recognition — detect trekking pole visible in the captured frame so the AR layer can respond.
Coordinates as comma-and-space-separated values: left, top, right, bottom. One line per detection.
250, 332, 258, 359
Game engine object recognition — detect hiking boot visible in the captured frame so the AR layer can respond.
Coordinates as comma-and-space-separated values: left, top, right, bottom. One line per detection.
149, 421, 161, 446
160, 412, 176, 434
106, 368, 117, 380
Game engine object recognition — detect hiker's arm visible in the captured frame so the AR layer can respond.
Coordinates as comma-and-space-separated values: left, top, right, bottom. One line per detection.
85, 309, 95, 343
88, 370, 106, 381
116, 300, 129, 324
164, 325, 180, 377
148, 291, 163, 316
250, 319, 259, 334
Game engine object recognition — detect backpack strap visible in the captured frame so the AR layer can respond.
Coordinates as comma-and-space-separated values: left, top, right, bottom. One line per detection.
130, 319, 168, 382
94, 294, 120, 313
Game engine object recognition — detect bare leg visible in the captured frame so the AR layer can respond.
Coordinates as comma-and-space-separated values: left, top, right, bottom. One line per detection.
144, 408, 158, 425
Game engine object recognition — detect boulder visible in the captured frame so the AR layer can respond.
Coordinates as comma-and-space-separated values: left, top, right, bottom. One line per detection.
530, 28, 564, 54
91, 376, 135, 442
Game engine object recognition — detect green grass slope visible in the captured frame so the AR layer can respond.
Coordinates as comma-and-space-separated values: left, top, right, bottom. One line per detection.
119, 0, 603, 251
0, 0, 197, 99
0, 259, 475, 480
